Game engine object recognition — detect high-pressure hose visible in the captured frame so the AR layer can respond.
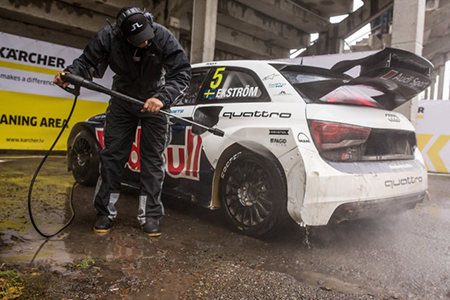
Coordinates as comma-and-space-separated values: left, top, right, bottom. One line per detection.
27, 85, 80, 238
28, 74, 225, 238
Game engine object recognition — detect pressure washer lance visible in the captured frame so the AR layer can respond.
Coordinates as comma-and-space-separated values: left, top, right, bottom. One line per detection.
60, 72, 225, 137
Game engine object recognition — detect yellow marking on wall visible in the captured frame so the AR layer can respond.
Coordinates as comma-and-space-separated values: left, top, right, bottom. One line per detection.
417, 134, 433, 151
427, 135, 450, 173
417, 134, 433, 171
417, 115, 424, 119
0, 60, 58, 75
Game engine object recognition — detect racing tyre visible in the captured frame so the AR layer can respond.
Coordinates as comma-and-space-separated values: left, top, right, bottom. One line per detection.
219, 150, 287, 237
70, 131, 100, 186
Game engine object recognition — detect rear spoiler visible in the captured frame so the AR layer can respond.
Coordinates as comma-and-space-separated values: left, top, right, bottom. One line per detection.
328, 48, 433, 110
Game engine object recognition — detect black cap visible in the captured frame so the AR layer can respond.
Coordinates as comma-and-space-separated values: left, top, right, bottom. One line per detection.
119, 10, 154, 47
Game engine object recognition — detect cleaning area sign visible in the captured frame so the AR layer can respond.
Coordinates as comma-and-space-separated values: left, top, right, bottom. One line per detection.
0, 32, 111, 151
417, 100, 450, 173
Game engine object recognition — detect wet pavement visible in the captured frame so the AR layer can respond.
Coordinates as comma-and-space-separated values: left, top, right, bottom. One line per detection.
1, 155, 450, 299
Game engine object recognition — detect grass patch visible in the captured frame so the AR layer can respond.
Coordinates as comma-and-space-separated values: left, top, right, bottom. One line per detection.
0, 263, 24, 299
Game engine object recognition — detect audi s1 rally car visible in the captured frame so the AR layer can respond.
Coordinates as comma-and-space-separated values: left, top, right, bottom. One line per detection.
67, 48, 432, 237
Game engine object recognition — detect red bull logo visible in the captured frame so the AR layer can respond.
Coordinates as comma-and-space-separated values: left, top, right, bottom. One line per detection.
95, 127, 203, 181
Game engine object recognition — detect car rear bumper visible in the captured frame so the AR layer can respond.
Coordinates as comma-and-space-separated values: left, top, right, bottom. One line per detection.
328, 191, 426, 224
281, 147, 428, 226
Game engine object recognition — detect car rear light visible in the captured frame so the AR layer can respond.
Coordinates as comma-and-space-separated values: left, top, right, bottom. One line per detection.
320, 85, 383, 108
309, 121, 371, 152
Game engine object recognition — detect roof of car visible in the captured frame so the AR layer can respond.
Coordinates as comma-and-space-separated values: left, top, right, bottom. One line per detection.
191, 60, 353, 79
192, 60, 292, 68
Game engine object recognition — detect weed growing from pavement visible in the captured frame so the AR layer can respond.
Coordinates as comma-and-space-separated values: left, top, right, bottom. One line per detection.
64, 258, 104, 273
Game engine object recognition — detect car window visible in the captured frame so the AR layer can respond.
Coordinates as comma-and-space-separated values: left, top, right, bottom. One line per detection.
281, 71, 332, 84
198, 67, 268, 104
174, 70, 209, 106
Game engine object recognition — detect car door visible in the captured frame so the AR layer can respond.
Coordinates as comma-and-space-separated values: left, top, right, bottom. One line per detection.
162, 68, 215, 205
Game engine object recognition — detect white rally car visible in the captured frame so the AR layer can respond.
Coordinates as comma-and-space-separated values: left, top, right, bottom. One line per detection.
67, 48, 432, 237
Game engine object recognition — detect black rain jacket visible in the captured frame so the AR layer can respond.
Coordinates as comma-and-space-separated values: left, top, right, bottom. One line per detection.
65, 19, 191, 107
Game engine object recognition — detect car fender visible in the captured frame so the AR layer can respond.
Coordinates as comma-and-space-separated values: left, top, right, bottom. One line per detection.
277, 147, 307, 225
210, 141, 287, 209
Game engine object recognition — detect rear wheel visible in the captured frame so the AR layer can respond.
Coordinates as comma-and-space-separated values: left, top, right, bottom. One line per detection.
70, 131, 100, 186
219, 150, 287, 237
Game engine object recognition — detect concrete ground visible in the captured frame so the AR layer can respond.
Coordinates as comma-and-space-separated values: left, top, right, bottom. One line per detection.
1, 155, 449, 299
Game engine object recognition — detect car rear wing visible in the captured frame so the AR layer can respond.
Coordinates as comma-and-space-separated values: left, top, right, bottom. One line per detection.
328, 47, 434, 110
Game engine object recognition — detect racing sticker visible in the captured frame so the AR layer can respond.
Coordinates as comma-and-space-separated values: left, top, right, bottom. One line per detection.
269, 129, 289, 135
273, 91, 292, 96
262, 73, 280, 81
270, 137, 287, 146
95, 127, 203, 181
202, 67, 260, 99
203, 67, 225, 99
268, 83, 286, 88
297, 132, 310, 143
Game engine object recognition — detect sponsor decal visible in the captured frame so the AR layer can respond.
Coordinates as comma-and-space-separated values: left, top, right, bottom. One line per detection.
268, 83, 286, 88
384, 176, 423, 188
262, 74, 280, 81
391, 53, 429, 70
389, 164, 413, 170
170, 108, 184, 114
385, 113, 401, 122
270, 138, 287, 146
220, 152, 242, 179
269, 129, 289, 135
380, 70, 399, 80
390, 72, 428, 88
222, 111, 292, 119
273, 91, 292, 96
95, 127, 203, 181
165, 128, 203, 180
297, 133, 310, 143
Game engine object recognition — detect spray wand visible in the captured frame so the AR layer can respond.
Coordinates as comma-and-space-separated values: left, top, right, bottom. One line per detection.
60, 73, 225, 137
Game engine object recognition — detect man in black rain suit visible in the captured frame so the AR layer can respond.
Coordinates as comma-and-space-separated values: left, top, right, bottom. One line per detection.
54, 6, 191, 237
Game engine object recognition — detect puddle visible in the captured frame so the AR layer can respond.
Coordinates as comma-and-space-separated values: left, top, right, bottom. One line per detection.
2, 156, 450, 299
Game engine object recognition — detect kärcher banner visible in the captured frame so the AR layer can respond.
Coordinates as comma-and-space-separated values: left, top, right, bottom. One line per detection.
0, 31, 112, 151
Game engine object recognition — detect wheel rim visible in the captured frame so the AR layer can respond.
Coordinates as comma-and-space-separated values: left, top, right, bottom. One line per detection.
224, 160, 274, 228
71, 137, 93, 181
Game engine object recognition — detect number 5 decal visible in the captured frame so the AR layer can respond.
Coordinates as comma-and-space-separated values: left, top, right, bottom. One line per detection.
210, 67, 226, 89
